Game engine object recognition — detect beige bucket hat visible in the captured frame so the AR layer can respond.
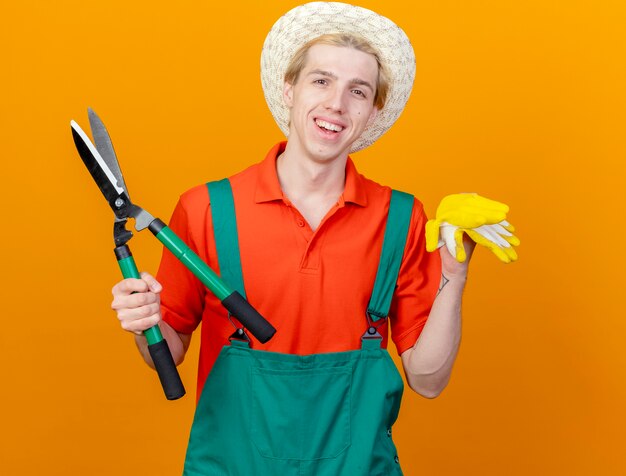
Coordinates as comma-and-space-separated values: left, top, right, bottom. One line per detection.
261, 2, 416, 152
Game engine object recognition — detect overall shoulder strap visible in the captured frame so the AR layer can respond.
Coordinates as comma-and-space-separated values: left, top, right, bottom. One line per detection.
206, 179, 246, 299
367, 190, 414, 322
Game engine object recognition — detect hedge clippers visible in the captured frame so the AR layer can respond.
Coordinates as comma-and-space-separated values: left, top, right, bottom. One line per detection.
70, 108, 276, 400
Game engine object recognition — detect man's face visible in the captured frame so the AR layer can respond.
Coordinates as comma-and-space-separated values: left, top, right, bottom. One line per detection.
283, 44, 379, 163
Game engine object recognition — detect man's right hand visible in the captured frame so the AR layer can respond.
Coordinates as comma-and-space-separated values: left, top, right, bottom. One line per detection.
111, 272, 163, 335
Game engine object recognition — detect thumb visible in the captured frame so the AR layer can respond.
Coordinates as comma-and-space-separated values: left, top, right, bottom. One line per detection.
140, 272, 163, 292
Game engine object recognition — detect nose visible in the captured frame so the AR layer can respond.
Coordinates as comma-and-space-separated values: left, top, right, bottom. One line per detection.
324, 86, 346, 114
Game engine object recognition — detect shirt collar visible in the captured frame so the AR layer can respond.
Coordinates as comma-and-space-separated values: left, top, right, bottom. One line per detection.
254, 142, 368, 207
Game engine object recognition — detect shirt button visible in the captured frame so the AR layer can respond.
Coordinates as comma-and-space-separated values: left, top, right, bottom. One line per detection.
394, 456, 399, 464
387, 429, 392, 437
297, 219, 305, 227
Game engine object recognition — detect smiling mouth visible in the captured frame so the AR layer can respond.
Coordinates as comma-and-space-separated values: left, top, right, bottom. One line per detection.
315, 119, 344, 133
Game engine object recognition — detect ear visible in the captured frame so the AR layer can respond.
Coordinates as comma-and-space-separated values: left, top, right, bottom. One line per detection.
366, 106, 379, 127
283, 81, 294, 108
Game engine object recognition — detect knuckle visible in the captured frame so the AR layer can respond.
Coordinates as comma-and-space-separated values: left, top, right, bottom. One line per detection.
118, 279, 133, 292
130, 278, 148, 292
117, 309, 129, 322
147, 314, 161, 327
140, 305, 154, 318
135, 292, 149, 306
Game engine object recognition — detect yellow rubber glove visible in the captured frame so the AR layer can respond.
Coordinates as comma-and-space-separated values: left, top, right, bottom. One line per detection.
426, 193, 520, 263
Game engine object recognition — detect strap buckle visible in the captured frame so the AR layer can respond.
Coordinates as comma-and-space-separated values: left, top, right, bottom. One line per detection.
227, 313, 251, 344
361, 312, 384, 341
361, 326, 383, 341
228, 327, 251, 343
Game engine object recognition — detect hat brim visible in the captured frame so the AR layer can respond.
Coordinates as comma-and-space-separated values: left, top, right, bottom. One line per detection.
261, 2, 416, 153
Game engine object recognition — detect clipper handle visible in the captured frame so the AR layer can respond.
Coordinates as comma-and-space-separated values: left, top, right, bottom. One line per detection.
148, 219, 276, 343
115, 245, 186, 400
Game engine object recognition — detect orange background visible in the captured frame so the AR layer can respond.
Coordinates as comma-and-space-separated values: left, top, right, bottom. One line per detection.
2, 0, 625, 474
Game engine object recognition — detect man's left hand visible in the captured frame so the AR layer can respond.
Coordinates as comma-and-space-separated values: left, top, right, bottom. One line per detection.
439, 233, 476, 277
426, 193, 520, 263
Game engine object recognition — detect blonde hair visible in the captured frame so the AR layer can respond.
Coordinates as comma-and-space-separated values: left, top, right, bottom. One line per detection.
284, 33, 390, 110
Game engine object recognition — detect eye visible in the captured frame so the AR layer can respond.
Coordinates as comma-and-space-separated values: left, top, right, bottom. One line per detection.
352, 89, 366, 98
314, 79, 327, 85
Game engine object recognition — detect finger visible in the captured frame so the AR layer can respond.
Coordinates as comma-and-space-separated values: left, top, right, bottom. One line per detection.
112, 287, 159, 311
125, 291, 160, 308
118, 300, 161, 319
119, 312, 162, 334
140, 272, 162, 293
112, 278, 150, 297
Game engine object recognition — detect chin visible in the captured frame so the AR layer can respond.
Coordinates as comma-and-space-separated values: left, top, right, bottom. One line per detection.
308, 145, 351, 163
305, 136, 354, 161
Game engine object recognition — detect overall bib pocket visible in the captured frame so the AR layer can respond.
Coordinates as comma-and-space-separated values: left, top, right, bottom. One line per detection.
250, 365, 352, 461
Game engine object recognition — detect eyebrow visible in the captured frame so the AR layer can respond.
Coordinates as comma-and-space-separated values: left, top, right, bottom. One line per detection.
307, 69, 375, 92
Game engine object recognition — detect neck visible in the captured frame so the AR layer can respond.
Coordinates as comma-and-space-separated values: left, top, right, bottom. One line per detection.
276, 143, 348, 231
276, 145, 347, 204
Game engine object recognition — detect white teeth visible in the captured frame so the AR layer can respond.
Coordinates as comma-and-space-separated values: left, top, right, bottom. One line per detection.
315, 119, 343, 132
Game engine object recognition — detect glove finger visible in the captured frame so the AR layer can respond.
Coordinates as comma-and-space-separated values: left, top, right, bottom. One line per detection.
460, 206, 508, 225
468, 229, 518, 263
446, 205, 506, 227
454, 228, 466, 263
478, 228, 520, 256
503, 245, 519, 262
441, 192, 508, 214
437, 195, 490, 227
436, 194, 510, 228
425, 219, 441, 252
440, 209, 495, 228
467, 229, 512, 263
474, 225, 511, 248
490, 246, 513, 263
503, 232, 521, 247
467, 194, 511, 224
465, 228, 494, 248
490, 223, 512, 237
470, 194, 510, 214
441, 224, 457, 258
492, 222, 520, 246
500, 220, 515, 232
476, 223, 520, 247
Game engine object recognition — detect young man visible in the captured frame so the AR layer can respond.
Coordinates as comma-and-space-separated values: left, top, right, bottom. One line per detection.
111, 3, 515, 474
